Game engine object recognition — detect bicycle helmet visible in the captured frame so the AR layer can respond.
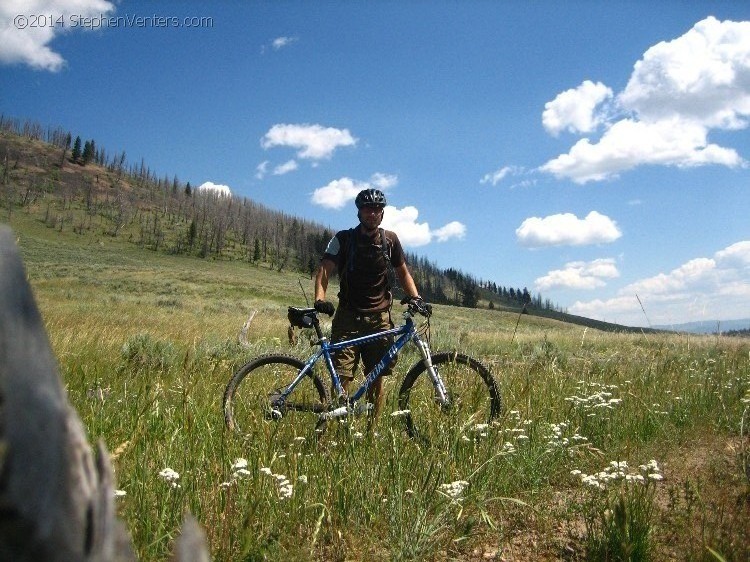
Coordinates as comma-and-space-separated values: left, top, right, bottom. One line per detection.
355, 188, 387, 209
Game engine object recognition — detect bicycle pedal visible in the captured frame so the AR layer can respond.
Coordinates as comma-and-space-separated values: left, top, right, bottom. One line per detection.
265, 408, 283, 420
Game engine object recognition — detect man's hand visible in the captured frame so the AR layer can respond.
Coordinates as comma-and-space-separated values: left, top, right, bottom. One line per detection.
402, 296, 432, 317
314, 299, 335, 316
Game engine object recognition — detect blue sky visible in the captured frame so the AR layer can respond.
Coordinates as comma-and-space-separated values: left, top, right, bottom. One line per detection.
2, 1, 749, 328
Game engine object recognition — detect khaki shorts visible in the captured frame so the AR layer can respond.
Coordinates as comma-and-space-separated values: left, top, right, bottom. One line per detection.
330, 307, 396, 381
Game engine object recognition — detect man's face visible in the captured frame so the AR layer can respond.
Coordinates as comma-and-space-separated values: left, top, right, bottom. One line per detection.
359, 205, 384, 231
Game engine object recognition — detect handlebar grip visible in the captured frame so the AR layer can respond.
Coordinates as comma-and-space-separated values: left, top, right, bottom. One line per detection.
401, 296, 432, 317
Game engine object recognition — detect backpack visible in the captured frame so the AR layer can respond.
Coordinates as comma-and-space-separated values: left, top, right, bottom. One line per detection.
346, 227, 391, 274
340, 227, 396, 307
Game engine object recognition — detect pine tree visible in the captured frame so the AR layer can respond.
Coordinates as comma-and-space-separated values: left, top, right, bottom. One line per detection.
188, 220, 197, 248
71, 136, 82, 163
82, 140, 95, 165
253, 238, 261, 262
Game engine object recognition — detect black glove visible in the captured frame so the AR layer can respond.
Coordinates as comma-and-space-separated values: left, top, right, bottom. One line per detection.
314, 299, 335, 316
402, 296, 432, 317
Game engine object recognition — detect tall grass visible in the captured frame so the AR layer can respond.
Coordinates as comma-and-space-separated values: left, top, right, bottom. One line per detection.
12, 220, 750, 561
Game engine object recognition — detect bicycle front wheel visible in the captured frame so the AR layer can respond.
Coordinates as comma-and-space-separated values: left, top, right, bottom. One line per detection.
223, 354, 328, 434
397, 352, 501, 442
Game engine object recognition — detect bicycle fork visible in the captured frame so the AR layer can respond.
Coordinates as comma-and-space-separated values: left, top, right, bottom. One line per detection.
413, 335, 449, 406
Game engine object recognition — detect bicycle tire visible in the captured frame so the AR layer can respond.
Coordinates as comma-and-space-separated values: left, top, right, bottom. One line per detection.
223, 354, 328, 434
397, 352, 501, 442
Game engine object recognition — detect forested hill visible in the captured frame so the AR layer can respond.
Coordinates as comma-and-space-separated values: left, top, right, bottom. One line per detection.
0, 116, 568, 318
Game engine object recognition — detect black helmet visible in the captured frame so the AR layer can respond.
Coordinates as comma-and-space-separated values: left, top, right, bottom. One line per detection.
355, 188, 387, 209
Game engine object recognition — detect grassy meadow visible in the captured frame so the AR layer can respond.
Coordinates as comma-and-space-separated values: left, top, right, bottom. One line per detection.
8, 210, 750, 561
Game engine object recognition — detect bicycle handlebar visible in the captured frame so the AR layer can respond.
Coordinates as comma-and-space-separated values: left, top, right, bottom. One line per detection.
292, 297, 432, 330
400, 296, 432, 318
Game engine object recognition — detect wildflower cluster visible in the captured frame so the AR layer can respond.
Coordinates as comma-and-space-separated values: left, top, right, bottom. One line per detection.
158, 467, 181, 489
439, 480, 469, 501
259, 466, 307, 500
565, 381, 622, 417
571, 459, 663, 490
219, 458, 252, 488
461, 422, 497, 442
544, 421, 589, 453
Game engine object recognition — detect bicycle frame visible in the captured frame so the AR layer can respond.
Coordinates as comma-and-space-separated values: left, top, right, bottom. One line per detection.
273, 311, 448, 419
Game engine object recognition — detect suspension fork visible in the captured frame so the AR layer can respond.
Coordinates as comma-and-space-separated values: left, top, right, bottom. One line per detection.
412, 332, 449, 404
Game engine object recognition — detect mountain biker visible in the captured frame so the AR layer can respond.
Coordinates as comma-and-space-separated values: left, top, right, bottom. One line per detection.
314, 188, 424, 421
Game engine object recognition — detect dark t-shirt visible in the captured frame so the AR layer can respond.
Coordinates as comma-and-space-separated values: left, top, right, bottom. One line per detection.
322, 226, 406, 312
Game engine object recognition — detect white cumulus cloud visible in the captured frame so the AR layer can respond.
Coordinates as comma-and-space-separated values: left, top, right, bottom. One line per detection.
539, 17, 750, 183
381, 206, 465, 248
542, 80, 613, 136
535, 258, 620, 291
381, 206, 433, 247
0, 0, 115, 71
272, 36, 297, 50
516, 211, 622, 248
197, 181, 232, 197
480, 166, 516, 186
261, 123, 357, 160
569, 240, 750, 326
273, 159, 298, 175
311, 173, 395, 210
255, 160, 269, 179
310, 175, 465, 247
311, 177, 363, 210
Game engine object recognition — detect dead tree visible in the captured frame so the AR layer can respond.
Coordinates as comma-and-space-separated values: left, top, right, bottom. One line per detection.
0, 225, 210, 561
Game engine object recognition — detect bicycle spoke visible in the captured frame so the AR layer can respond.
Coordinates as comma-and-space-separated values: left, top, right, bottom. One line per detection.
398, 352, 500, 443
224, 355, 327, 435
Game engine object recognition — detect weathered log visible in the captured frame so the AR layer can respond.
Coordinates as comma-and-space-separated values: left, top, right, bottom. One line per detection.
238, 310, 257, 347
0, 225, 209, 560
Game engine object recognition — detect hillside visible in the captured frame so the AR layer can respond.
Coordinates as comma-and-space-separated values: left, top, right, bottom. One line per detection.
1, 117, 645, 332
654, 318, 750, 334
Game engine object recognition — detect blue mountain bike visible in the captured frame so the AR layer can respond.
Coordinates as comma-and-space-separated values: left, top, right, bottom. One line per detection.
223, 298, 501, 441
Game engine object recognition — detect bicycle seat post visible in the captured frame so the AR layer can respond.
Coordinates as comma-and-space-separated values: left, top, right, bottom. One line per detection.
311, 313, 325, 341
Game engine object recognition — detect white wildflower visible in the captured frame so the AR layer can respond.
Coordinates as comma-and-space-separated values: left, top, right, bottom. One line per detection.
439, 480, 470, 499
158, 468, 181, 488
231, 458, 248, 471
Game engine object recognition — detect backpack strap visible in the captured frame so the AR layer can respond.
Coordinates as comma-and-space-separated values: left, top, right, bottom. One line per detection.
379, 228, 391, 265
347, 227, 356, 273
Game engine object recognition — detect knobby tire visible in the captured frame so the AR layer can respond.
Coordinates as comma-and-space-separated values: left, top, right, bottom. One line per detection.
223, 354, 328, 434
397, 352, 501, 442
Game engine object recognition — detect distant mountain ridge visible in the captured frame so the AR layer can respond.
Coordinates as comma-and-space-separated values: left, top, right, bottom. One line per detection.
653, 318, 750, 334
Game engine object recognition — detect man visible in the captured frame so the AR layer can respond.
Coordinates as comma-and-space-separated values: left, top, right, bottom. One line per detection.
314, 188, 423, 419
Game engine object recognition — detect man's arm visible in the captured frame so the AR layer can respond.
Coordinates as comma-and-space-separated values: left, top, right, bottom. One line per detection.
314, 258, 336, 302
395, 263, 420, 299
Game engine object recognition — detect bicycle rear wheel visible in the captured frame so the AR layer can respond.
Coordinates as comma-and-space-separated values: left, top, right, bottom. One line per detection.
223, 354, 328, 434
397, 352, 501, 442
